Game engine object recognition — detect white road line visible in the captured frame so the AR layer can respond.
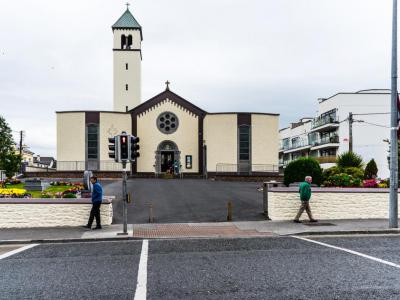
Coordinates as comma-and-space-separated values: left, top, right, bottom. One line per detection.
293, 236, 400, 269
0, 244, 39, 260
134, 239, 149, 300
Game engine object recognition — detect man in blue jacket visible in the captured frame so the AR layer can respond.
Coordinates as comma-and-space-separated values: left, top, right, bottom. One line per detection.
83, 176, 103, 230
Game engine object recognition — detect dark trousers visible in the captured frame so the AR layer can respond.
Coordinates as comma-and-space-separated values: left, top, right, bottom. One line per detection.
88, 202, 101, 228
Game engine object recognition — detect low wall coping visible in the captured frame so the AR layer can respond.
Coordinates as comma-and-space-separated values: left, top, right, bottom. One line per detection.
0, 198, 113, 205
269, 187, 392, 193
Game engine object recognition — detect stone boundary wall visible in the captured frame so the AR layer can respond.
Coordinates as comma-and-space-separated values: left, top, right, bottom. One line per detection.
268, 187, 392, 220
0, 199, 113, 228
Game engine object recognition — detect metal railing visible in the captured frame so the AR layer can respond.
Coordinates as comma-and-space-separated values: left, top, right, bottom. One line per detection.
216, 163, 279, 175
312, 115, 339, 129
311, 135, 339, 146
57, 161, 131, 171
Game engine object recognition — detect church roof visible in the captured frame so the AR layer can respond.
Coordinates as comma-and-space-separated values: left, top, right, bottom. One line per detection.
112, 8, 143, 39
130, 89, 207, 117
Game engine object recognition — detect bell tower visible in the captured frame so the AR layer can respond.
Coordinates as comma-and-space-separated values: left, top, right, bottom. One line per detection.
112, 4, 143, 112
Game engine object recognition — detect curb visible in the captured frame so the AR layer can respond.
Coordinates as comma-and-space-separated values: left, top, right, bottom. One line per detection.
289, 229, 400, 236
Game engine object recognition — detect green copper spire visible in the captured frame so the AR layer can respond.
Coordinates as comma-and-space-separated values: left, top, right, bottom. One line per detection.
112, 5, 142, 39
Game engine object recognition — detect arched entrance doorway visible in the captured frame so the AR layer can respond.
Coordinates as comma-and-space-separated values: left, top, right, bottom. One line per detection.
155, 141, 181, 174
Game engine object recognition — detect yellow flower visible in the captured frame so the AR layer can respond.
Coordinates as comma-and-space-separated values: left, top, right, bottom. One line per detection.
0, 188, 27, 195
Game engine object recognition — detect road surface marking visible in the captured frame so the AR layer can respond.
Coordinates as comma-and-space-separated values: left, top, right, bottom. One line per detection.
293, 236, 400, 269
0, 244, 38, 260
134, 239, 149, 300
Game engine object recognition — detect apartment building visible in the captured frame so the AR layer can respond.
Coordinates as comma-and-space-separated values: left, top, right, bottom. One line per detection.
279, 89, 391, 178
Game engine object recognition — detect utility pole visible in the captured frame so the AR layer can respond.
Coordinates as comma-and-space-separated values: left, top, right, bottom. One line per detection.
348, 112, 353, 153
19, 130, 24, 156
390, 0, 398, 228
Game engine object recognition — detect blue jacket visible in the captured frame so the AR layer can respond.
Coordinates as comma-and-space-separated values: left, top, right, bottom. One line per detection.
91, 182, 103, 203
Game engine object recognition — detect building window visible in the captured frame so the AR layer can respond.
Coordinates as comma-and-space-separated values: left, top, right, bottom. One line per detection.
127, 35, 133, 48
121, 35, 126, 49
157, 112, 179, 134
239, 125, 250, 161
125, 84, 128, 91
87, 124, 98, 159
126, 63, 128, 70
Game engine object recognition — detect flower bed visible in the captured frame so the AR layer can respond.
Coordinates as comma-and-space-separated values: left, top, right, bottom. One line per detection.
0, 181, 85, 199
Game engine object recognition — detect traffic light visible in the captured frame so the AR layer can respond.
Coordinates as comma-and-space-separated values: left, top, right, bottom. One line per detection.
108, 137, 117, 161
130, 136, 140, 161
119, 134, 129, 161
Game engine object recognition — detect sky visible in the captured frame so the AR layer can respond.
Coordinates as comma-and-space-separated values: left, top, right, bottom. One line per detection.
0, 0, 394, 157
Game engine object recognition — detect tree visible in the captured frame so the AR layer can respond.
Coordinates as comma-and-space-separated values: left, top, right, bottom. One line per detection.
364, 159, 378, 179
0, 115, 21, 178
336, 151, 363, 169
284, 157, 323, 186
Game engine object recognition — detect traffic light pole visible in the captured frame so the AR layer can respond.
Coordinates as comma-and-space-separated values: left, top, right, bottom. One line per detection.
119, 161, 128, 235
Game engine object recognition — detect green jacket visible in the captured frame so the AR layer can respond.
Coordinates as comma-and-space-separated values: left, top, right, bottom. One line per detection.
299, 182, 311, 201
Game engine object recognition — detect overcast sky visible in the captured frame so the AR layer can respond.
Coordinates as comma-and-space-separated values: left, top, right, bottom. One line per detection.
0, 0, 394, 157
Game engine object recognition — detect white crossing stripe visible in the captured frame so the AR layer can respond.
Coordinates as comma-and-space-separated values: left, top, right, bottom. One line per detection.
0, 244, 39, 260
134, 240, 149, 300
293, 236, 400, 269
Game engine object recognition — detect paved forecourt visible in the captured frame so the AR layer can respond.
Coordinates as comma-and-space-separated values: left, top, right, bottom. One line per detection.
1, 236, 400, 299
107, 179, 266, 224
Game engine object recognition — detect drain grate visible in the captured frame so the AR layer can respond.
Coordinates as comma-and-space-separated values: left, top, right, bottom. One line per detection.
303, 223, 336, 226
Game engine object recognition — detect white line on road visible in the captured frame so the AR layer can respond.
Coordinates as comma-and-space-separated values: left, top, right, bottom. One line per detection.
134, 239, 149, 300
0, 244, 39, 260
293, 236, 400, 269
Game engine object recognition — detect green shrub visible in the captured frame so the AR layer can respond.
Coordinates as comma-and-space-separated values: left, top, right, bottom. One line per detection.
324, 173, 362, 187
343, 167, 364, 180
337, 152, 363, 169
284, 157, 323, 186
364, 159, 378, 179
63, 193, 77, 198
323, 166, 340, 181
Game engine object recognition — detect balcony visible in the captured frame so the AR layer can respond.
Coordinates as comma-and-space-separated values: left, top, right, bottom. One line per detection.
314, 156, 337, 164
310, 115, 340, 132
310, 135, 340, 150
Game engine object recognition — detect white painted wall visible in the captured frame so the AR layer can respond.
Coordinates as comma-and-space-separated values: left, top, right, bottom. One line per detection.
113, 29, 141, 112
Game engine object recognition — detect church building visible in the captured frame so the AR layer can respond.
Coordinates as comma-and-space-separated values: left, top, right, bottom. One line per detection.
56, 7, 279, 176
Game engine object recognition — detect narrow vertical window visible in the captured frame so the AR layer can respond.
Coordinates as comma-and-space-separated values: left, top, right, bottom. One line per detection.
125, 84, 129, 91
121, 35, 127, 49
239, 125, 250, 161
87, 124, 98, 159
125, 63, 129, 70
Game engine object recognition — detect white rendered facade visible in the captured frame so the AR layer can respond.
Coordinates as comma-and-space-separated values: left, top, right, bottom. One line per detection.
279, 89, 391, 178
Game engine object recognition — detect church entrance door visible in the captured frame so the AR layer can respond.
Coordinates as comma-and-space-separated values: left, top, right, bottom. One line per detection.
161, 151, 174, 173
155, 141, 181, 175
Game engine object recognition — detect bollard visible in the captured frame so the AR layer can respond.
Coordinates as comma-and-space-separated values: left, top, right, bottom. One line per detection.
148, 203, 154, 223
263, 182, 271, 220
227, 201, 233, 221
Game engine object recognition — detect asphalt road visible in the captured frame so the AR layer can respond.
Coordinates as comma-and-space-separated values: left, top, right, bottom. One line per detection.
103, 179, 265, 224
1, 235, 400, 299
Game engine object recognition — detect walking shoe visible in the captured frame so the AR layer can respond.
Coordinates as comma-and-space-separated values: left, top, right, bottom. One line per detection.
309, 219, 318, 223
92, 227, 102, 230
293, 220, 301, 223
82, 225, 91, 229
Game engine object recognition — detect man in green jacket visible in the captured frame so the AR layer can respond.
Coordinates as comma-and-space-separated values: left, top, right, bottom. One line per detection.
294, 176, 318, 223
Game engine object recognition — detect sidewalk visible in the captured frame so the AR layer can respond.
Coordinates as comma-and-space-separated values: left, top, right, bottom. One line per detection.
1, 219, 400, 243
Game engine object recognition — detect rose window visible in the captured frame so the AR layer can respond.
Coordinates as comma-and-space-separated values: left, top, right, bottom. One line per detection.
157, 112, 179, 134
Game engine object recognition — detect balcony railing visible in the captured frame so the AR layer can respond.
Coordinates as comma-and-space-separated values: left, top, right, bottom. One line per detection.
314, 156, 337, 164
311, 135, 339, 146
312, 116, 339, 129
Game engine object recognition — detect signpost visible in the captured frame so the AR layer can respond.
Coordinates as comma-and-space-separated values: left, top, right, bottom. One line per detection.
108, 131, 140, 235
